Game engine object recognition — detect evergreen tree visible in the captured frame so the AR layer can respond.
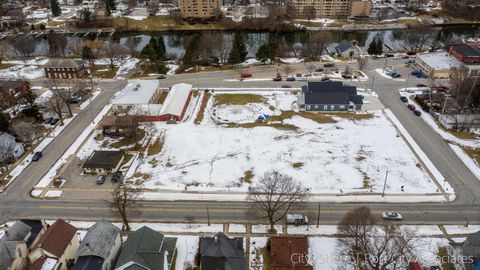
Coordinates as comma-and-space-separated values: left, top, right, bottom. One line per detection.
375, 38, 383, 55
51, 0, 61, 17
367, 37, 383, 55
106, 0, 116, 15
154, 60, 169, 74
81, 46, 95, 64
21, 85, 41, 121
256, 43, 272, 64
228, 32, 247, 64
0, 113, 8, 132
182, 34, 200, 67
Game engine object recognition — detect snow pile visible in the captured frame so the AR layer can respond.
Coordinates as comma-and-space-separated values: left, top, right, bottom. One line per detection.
280, 58, 304, 64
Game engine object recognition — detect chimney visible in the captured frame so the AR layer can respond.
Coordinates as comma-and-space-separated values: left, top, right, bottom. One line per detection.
214, 236, 218, 245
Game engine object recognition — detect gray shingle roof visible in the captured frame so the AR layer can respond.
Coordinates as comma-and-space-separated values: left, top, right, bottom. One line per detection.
1, 221, 31, 242
335, 40, 354, 53
44, 59, 85, 69
0, 241, 19, 270
76, 220, 120, 259
200, 232, 244, 270
115, 226, 177, 270
303, 81, 363, 105
82, 151, 123, 169
0, 221, 33, 270
463, 230, 480, 258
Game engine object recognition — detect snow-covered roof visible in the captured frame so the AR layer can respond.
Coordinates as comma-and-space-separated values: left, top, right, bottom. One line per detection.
417, 52, 462, 70
160, 83, 192, 117
112, 80, 159, 105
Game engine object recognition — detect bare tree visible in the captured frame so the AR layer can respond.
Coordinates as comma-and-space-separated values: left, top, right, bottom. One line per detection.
306, 63, 315, 75
357, 57, 368, 71
404, 28, 433, 53
11, 122, 37, 143
304, 5, 316, 22
450, 66, 480, 112
111, 182, 140, 231
47, 31, 68, 57
337, 207, 418, 270
47, 92, 65, 126
377, 7, 390, 22
125, 0, 138, 10
100, 42, 128, 71
49, 79, 73, 118
302, 32, 333, 61
248, 170, 307, 232
147, 0, 160, 16
344, 65, 351, 75
0, 42, 9, 64
10, 37, 36, 58
282, 65, 293, 76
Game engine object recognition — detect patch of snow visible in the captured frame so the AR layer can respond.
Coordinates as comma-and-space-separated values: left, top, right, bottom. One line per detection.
167, 64, 179, 75
443, 225, 480, 235
44, 190, 62, 198
174, 236, 199, 270
40, 258, 57, 270
280, 58, 304, 64
287, 225, 337, 235
229, 224, 246, 233
251, 224, 283, 233
375, 68, 405, 82
450, 144, 480, 180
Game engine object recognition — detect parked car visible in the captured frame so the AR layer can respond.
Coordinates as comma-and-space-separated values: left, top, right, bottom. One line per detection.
49, 118, 60, 125
400, 96, 408, 102
342, 74, 352, 79
416, 83, 427, 87
407, 104, 415, 111
381, 212, 402, 221
111, 171, 123, 183
45, 116, 54, 124
323, 63, 334, 68
281, 84, 292, 88
286, 214, 308, 225
286, 76, 296, 81
157, 75, 166, 79
315, 68, 324, 72
321, 77, 330, 82
273, 76, 282, 81
97, 175, 107, 185
392, 73, 402, 78
414, 110, 422, 116
32, 151, 43, 161
240, 73, 252, 78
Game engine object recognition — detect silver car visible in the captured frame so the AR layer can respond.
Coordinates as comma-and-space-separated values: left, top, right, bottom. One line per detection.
381, 212, 403, 221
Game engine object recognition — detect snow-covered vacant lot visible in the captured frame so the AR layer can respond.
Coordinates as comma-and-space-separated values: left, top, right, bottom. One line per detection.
129, 91, 439, 196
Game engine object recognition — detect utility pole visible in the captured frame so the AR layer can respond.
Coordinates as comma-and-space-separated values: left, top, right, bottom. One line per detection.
206, 203, 210, 226
382, 171, 389, 197
316, 202, 320, 227
466, 198, 475, 227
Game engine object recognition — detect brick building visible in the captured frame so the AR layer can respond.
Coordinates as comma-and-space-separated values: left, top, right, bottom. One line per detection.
449, 43, 480, 65
44, 59, 89, 79
287, 0, 352, 18
180, 0, 221, 18
350, 0, 372, 17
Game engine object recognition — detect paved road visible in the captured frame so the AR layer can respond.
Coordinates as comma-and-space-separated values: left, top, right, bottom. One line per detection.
1, 59, 480, 225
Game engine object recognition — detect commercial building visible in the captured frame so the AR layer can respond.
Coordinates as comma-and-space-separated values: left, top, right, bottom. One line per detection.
350, 0, 372, 17
82, 150, 124, 175
287, 0, 352, 18
44, 59, 89, 79
449, 43, 480, 65
180, 0, 221, 18
415, 52, 462, 79
158, 83, 193, 123
112, 80, 162, 116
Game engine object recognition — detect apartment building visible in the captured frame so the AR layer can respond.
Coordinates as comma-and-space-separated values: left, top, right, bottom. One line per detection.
351, 0, 371, 17
180, 0, 221, 18
288, 0, 352, 18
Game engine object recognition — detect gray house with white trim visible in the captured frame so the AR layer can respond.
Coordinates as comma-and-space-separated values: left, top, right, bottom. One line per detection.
299, 81, 363, 112
0, 132, 24, 161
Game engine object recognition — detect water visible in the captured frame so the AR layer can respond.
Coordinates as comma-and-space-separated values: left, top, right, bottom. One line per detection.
5, 25, 480, 58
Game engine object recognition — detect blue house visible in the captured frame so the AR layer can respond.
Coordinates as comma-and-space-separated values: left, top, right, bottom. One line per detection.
299, 81, 363, 112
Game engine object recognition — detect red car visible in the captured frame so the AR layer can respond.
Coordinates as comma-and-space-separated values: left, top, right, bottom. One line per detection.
273, 76, 282, 81
407, 104, 415, 111
281, 84, 291, 88
416, 83, 427, 87
240, 73, 252, 78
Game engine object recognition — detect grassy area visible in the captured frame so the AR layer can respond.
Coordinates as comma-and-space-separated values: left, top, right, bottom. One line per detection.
225, 122, 298, 131
94, 65, 118, 79
329, 113, 375, 121
109, 129, 146, 149
213, 94, 265, 106
239, 170, 254, 184
0, 63, 15, 70
111, 16, 225, 31
269, 111, 337, 124
438, 246, 455, 270
462, 146, 480, 165
260, 246, 272, 269
154, 91, 169, 104
195, 92, 211, 124
292, 162, 304, 169
147, 136, 165, 156
446, 129, 478, 140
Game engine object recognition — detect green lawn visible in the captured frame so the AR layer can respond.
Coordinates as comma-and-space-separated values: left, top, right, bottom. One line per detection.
94, 65, 118, 79
213, 94, 265, 106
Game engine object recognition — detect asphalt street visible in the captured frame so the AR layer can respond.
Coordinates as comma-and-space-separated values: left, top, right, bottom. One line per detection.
1, 58, 480, 225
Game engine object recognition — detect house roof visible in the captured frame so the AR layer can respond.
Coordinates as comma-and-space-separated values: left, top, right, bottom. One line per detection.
20, 220, 44, 248
0, 132, 18, 153
0, 80, 28, 92
270, 236, 313, 270
200, 232, 244, 270
302, 81, 363, 105
115, 226, 177, 270
101, 115, 137, 127
160, 83, 192, 117
30, 219, 77, 258
0, 241, 21, 270
451, 44, 480, 58
417, 52, 462, 70
112, 80, 160, 105
463, 230, 480, 258
44, 59, 85, 69
2, 220, 31, 242
72, 256, 105, 270
82, 151, 124, 169
75, 220, 119, 260
335, 40, 354, 53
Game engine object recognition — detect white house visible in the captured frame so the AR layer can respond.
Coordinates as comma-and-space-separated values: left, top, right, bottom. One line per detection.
0, 132, 24, 161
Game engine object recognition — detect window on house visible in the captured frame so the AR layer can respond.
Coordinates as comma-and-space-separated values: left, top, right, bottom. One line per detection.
330, 105, 335, 110
324, 105, 328, 110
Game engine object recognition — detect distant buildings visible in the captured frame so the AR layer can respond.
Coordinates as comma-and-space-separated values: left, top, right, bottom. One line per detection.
180, 0, 221, 19
298, 81, 363, 112
350, 0, 372, 17
335, 40, 359, 58
415, 52, 462, 79
449, 43, 480, 65
287, 0, 352, 18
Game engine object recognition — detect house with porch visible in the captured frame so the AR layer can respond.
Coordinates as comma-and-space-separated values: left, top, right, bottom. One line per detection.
298, 81, 363, 112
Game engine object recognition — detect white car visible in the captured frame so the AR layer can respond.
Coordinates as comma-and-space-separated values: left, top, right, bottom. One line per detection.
381, 212, 403, 221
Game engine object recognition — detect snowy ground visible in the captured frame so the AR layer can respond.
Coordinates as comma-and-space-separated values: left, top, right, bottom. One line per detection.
375, 68, 406, 82
0, 58, 47, 80
120, 91, 443, 201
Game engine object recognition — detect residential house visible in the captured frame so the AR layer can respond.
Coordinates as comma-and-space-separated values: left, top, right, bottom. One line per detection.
0, 132, 24, 161
0, 220, 45, 270
101, 115, 138, 137
438, 114, 480, 130
73, 221, 121, 270
415, 52, 462, 79
298, 81, 363, 112
28, 219, 79, 270
114, 226, 177, 270
335, 40, 359, 58
463, 230, 480, 270
270, 236, 313, 270
0, 80, 29, 110
199, 232, 244, 270
44, 59, 89, 79
82, 150, 124, 175
158, 83, 193, 123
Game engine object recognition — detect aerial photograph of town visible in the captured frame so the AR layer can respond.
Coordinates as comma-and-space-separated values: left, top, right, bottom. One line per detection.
0, 0, 479, 269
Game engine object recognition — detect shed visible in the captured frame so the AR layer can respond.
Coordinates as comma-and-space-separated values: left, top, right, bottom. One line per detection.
159, 83, 193, 123
82, 150, 124, 175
